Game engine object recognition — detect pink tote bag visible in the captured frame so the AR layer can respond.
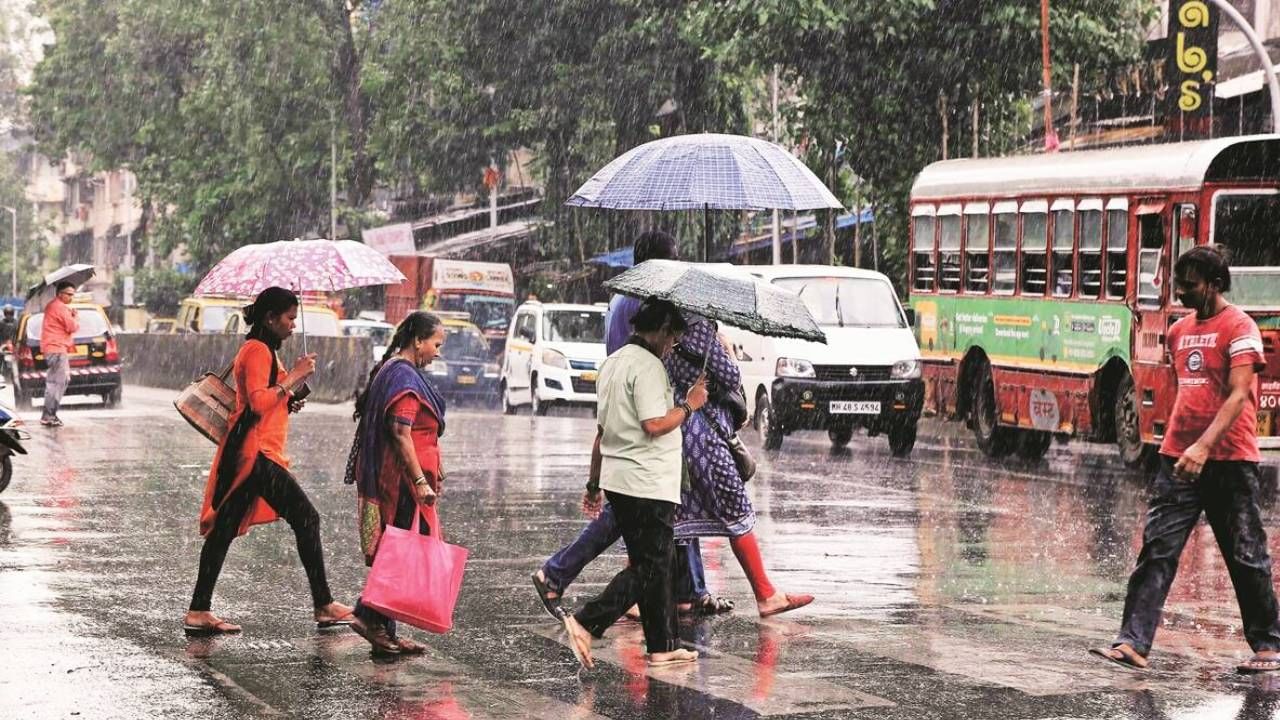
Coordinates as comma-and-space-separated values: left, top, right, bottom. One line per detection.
362, 509, 468, 634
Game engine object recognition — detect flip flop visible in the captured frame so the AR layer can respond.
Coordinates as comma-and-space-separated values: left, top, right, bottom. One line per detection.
316, 613, 355, 628
1089, 646, 1148, 671
183, 620, 241, 637
690, 595, 734, 616
562, 615, 594, 669
531, 571, 564, 620
648, 649, 699, 667
759, 594, 813, 618
1237, 656, 1280, 674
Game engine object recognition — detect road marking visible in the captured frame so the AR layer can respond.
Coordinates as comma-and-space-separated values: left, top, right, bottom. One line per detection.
805, 612, 1198, 696
320, 635, 609, 720
164, 649, 287, 717
525, 623, 892, 715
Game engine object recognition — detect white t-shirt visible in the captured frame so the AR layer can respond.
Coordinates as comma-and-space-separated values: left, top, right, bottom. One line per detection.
596, 344, 682, 504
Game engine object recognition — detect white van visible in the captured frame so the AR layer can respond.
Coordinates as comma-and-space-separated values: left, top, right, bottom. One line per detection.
500, 302, 608, 415
723, 265, 924, 456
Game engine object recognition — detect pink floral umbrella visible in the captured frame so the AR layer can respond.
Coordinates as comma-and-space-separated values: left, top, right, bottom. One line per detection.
195, 239, 406, 298
194, 239, 407, 350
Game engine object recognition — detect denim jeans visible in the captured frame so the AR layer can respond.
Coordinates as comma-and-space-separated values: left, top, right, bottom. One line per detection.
1116, 457, 1280, 656
575, 491, 679, 653
542, 503, 707, 602
42, 353, 70, 420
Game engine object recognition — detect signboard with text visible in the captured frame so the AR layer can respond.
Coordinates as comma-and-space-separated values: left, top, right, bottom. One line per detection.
361, 223, 416, 256
1168, 0, 1218, 134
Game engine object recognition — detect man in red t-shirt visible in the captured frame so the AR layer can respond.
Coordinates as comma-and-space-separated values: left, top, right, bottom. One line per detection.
1093, 246, 1280, 674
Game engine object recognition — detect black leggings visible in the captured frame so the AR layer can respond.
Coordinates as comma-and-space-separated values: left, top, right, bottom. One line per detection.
189, 454, 334, 612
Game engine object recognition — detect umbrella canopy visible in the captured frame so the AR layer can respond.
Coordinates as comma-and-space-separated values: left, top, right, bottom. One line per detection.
566, 133, 843, 211
25, 264, 96, 314
194, 239, 406, 298
603, 260, 825, 343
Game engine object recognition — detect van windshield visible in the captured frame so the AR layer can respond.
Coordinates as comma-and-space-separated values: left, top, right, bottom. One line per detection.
772, 277, 904, 328
200, 305, 236, 332
543, 310, 605, 343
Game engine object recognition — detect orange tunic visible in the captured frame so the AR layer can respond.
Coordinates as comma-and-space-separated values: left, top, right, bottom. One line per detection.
198, 340, 290, 537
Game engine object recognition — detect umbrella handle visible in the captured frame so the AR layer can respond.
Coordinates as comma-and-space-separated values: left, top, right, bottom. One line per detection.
296, 279, 308, 356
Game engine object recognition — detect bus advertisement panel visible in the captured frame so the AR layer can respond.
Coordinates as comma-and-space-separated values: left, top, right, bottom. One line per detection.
909, 136, 1280, 467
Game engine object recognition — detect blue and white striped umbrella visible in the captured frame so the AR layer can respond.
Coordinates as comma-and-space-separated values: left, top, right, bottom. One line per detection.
566, 133, 843, 211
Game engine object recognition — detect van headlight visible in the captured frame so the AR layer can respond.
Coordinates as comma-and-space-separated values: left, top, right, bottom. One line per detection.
483, 363, 500, 378
429, 361, 449, 376
776, 357, 815, 379
891, 359, 921, 379
542, 349, 568, 369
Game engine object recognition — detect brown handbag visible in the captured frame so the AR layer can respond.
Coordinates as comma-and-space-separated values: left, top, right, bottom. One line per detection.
174, 364, 236, 445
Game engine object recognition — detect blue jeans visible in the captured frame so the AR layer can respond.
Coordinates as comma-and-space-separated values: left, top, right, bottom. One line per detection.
543, 503, 707, 602
1116, 457, 1280, 656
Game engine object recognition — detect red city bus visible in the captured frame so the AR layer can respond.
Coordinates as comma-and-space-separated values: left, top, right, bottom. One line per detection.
907, 135, 1280, 465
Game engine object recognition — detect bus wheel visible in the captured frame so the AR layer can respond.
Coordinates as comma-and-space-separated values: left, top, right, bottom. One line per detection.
1015, 430, 1051, 461
972, 362, 1014, 457
1115, 374, 1154, 468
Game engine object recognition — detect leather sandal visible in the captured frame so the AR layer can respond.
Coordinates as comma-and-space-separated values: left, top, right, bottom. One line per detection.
351, 617, 400, 656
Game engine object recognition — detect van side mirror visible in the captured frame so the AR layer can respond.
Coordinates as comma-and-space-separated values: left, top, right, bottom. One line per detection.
904, 307, 916, 327
519, 326, 535, 343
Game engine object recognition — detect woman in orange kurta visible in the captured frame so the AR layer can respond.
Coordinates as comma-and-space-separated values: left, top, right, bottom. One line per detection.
184, 287, 353, 635
347, 311, 448, 656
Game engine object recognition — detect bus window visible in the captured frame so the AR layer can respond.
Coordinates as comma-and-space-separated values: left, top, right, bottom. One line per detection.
1078, 202, 1103, 299
1105, 205, 1128, 299
1136, 208, 1165, 308
1175, 204, 1197, 258
993, 208, 1017, 295
1020, 203, 1048, 296
912, 212, 937, 292
1212, 192, 1280, 266
938, 208, 962, 292
964, 208, 990, 293
1051, 202, 1074, 297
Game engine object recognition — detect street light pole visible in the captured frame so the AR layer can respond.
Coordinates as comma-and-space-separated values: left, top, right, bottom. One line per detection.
1207, 0, 1280, 133
1, 206, 14, 298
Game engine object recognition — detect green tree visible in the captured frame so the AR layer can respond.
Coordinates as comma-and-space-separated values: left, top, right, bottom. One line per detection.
686, 0, 1158, 287
28, 0, 377, 272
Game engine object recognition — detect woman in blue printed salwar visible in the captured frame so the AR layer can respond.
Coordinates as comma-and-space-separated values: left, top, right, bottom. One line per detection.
666, 317, 814, 618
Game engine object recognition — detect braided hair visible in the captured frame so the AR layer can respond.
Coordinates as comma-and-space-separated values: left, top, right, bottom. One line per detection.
353, 311, 444, 420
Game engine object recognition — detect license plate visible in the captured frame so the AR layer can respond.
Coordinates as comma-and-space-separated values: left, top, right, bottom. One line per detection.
457, 375, 476, 385
580, 371, 598, 382
830, 400, 880, 414
1260, 411, 1274, 437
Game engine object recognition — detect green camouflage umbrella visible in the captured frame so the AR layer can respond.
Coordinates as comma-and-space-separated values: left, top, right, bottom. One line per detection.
603, 260, 825, 343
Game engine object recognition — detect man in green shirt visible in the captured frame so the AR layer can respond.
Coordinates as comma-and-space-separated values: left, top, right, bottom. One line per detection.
563, 299, 707, 668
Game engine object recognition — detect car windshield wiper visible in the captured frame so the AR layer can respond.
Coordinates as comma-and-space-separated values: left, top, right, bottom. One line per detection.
834, 284, 845, 328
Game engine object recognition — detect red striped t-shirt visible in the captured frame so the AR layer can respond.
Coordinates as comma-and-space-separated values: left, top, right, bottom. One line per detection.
1160, 304, 1266, 462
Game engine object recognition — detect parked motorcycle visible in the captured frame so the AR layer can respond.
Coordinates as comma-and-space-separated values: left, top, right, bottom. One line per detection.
0, 402, 28, 494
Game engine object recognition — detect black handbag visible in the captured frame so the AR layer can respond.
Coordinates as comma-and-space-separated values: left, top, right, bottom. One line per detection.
675, 343, 749, 430
703, 410, 757, 482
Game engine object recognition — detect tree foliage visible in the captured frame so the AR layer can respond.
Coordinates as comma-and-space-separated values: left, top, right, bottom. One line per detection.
27, 0, 1156, 289
685, 0, 1159, 284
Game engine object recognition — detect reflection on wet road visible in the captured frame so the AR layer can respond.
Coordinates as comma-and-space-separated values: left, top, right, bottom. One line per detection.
4, 385, 1280, 718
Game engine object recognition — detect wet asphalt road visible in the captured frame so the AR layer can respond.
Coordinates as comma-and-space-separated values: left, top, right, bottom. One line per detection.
6, 386, 1280, 719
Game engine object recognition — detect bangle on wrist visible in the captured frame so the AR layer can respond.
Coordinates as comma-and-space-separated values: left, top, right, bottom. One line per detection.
680, 402, 693, 417
413, 475, 428, 486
